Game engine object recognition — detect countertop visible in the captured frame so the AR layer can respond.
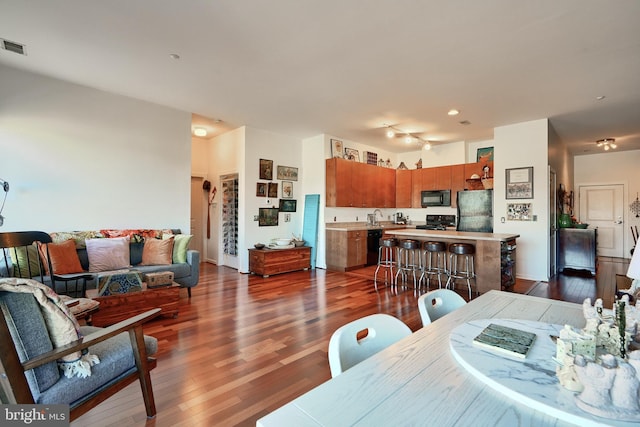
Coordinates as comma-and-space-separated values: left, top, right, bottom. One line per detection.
384, 228, 519, 242
324, 222, 414, 231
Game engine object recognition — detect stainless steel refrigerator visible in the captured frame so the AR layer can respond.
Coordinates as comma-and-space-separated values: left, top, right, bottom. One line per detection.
456, 189, 493, 232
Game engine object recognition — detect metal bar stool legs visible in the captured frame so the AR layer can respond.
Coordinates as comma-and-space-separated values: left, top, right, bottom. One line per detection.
395, 239, 421, 289
419, 241, 447, 291
445, 243, 476, 300
374, 237, 397, 288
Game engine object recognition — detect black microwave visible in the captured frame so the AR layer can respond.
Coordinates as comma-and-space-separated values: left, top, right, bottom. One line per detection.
421, 190, 451, 207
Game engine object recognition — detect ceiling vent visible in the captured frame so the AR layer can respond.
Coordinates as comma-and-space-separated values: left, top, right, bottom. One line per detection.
1, 39, 27, 55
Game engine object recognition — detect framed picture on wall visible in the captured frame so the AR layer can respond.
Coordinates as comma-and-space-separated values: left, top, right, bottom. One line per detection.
259, 159, 273, 180
277, 165, 298, 181
281, 181, 293, 198
506, 167, 534, 199
279, 199, 297, 212
476, 147, 494, 163
267, 182, 278, 198
256, 182, 266, 197
258, 208, 279, 226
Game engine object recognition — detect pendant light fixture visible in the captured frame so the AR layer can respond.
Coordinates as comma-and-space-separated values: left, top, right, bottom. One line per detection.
596, 138, 617, 151
384, 124, 432, 151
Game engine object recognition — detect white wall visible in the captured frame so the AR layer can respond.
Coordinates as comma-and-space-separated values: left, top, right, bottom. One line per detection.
575, 150, 640, 258
0, 64, 191, 233
493, 119, 549, 281
302, 134, 327, 268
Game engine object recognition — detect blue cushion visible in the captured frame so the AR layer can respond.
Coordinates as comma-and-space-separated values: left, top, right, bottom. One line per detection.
37, 326, 157, 406
0, 292, 60, 399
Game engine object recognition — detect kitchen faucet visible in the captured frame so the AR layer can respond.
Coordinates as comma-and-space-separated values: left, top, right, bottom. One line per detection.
371, 209, 383, 226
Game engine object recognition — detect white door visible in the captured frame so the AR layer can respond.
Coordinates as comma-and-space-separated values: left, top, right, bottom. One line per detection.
578, 184, 624, 258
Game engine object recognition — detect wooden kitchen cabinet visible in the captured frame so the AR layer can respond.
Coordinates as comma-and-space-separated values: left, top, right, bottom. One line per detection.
326, 229, 367, 271
558, 228, 598, 275
326, 158, 396, 208
248, 247, 311, 278
434, 165, 452, 190
450, 164, 466, 208
396, 169, 412, 208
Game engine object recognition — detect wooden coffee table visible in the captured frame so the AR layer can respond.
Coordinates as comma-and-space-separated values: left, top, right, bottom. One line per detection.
85, 283, 180, 327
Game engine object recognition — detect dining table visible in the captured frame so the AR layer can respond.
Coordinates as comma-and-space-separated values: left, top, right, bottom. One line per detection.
257, 290, 638, 427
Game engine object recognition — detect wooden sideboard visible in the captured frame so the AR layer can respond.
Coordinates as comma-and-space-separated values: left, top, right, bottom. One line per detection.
558, 228, 597, 275
248, 246, 311, 278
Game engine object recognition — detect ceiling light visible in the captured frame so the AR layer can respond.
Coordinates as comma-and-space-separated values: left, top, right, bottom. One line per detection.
423, 142, 431, 150
194, 128, 207, 137
448, 109, 460, 116
596, 96, 606, 101
169, 53, 180, 60
405, 136, 413, 144
596, 138, 616, 151
386, 129, 395, 138
382, 123, 432, 151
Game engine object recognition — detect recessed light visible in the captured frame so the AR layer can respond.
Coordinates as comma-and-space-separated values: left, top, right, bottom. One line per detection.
194, 128, 207, 137
448, 109, 460, 116
459, 120, 471, 125
596, 95, 605, 101
169, 53, 180, 60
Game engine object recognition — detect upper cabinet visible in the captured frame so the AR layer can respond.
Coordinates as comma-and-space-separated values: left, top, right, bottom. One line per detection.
326, 158, 397, 208
326, 158, 493, 209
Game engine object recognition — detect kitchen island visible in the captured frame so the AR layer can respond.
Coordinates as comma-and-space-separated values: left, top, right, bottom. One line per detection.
383, 229, 519, 294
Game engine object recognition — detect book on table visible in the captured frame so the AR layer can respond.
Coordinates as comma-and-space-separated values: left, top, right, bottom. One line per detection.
472, 323, 537, 359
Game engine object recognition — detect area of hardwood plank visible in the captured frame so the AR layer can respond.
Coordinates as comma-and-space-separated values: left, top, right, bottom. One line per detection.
71, 258, 627, 427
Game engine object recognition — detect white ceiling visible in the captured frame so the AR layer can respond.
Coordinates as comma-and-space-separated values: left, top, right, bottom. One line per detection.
2, 1, 639, 155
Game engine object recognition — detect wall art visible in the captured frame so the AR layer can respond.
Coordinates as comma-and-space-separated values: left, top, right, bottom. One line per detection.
277, 165, 298, 181
506, 167, 533, 199
280, 199, 297, 212
344, 147, 360, 162
507, 203, 533, 221
281, 181, 293, 198
267, 182, 278, 198
256, 182, 266, 197
477, 146, 494, 163
258, 207, 279, 226
259, 158, 273, 180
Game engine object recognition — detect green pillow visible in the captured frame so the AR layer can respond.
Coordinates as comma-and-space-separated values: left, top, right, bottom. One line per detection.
163, 234, 192, 264
10, 245, 41, 278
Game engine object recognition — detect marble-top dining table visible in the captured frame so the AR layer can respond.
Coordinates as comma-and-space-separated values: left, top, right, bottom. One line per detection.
257, 291, 637, 427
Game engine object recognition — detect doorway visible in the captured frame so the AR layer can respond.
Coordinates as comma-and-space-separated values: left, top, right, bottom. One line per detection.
578, 184, 625, 258
190, 176, 205, 257
221, 173, 239, 269
548, 167, 557, 278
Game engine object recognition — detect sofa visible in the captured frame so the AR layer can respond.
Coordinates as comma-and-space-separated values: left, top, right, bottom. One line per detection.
2, 229, 199, 297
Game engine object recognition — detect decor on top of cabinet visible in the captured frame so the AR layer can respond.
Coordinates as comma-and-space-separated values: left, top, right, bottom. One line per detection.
397, 162, 408, 170
258, 207, 279, 226
378, 158, 385, 167
344, 147, 360, 162
416, 158, 422, 169
277, 165, 298, 181
259, 158, 273, 180
364, 151, 378, 165
331, 139, 344, 158
506, 167, 533, 199
281, 181, 293, 198
385, 158, 392, 168
256, 182, 267, 197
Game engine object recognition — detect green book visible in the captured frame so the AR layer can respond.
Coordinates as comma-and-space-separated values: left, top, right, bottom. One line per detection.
472, 323, 537, 359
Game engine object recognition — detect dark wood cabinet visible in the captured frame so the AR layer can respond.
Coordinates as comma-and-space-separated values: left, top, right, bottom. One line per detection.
395, 169, 412, 208
558, 228, 597, 275
325, 229, 367, 271
248, 247, 311, 277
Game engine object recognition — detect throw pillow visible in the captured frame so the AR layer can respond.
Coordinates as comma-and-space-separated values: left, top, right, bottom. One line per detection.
163, 233, 192, 264
37, 239, 84, 275
141, 236, 174, 266
85, 237, 131, 273
10, 244, 41, 278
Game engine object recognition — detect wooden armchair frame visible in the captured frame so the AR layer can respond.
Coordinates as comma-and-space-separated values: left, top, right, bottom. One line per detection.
0, 307, 161, 420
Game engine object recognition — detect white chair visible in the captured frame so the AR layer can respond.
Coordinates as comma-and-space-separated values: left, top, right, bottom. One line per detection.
328, 314, 411, 378
417, 289, 466, 327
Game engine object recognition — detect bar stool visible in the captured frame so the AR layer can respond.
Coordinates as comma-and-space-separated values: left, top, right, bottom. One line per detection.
374, 237, 397, 288
419, 241, 448, 291
395, 239, 421, 289
445, 243, 476, 300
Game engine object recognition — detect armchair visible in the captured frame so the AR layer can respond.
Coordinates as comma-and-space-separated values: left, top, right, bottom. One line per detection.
0, 231, 94, 297
0, 287, 160, 420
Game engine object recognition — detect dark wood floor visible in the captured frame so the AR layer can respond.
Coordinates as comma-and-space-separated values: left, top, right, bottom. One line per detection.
72, 257, 629, 427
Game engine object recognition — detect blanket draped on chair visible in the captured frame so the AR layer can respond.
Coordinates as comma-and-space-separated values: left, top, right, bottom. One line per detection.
0, 277, 99, 378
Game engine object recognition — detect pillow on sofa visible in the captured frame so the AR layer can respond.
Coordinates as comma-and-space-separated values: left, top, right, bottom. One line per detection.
37, 239, 84, 275
163, 233, 192, 264
86, 237, 131, 272
10, 244, 41, 277
141, 236, 174, 266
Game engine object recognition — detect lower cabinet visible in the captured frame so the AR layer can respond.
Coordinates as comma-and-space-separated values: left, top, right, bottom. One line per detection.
326, 229, 367, 271
558, 228, 597, 275
248, 247, 311, 277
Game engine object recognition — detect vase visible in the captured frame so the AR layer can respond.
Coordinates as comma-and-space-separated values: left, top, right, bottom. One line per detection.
558, 213, 573, 228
